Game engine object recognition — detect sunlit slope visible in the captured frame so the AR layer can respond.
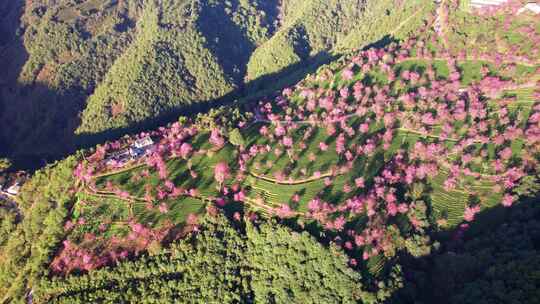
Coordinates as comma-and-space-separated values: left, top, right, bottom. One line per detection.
68, 37, 539, 280
77, 0, 432, 135
77, 3, 234, 133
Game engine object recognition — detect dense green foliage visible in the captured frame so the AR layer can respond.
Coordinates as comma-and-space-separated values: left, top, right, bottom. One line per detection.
393, 199, 540, 304
0, 156, 79, 303
37, 214, 372, 303
0, 208, 17, 249
0, 158, 11, 173
245, 220, 371, 303
0, 0, 429, 167
1, 2, 539, 304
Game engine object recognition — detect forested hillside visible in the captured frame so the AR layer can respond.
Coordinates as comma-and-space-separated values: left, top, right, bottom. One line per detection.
36, 214, 377, 303
1, 0, 539, 303
391, 197, 540, 304
0, 0, 144, 166
0, 0, 429, 169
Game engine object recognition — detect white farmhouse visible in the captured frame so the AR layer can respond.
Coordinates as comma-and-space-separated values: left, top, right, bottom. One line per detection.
129, 136, 155, 159
132, 137, 154, 149
518, 2, 540, 14
469, 0, 509, 9
6, 183, 21, 195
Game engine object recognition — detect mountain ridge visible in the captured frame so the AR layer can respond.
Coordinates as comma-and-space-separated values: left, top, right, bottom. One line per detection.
0, 0, 429, 170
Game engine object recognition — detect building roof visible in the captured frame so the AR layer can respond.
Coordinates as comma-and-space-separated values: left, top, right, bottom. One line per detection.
132, 137, 154, 149
6, 183, 21, 195
518, 3, 540, 14
469, 0, 540, 14
470, 0, 508, 8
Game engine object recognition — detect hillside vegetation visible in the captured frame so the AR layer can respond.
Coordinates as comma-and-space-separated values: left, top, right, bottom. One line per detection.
37, 214, 374, 303
1, 1, 539, 303
392, 197, 540, 304
77, 0, 431, 135
0, 0, 430, 168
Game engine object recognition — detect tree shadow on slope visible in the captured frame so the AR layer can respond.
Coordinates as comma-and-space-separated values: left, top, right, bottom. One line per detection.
0, 0, 87, 171
73, 50, 338, 152
363, 34, 398, 51
1, 82, 85, 171
7, 30, 394, 172
196, 1, 257, 85
196, 0, 283, 85
388, 196, 540, 304
0, 0, 45, 169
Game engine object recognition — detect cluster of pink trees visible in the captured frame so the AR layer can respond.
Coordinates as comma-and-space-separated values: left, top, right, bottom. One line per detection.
463, 205, 481, 222
214, 162, 231, 188
73, 163, 94, 184
439, 0, 540, 64
472, 0, 527, 17
146, 153, 168, 180
52, 220, 172, 275
51, 240, 110, 275
66, 23, 540, 274
238, 36, 540, 261
209, 128, 225, 149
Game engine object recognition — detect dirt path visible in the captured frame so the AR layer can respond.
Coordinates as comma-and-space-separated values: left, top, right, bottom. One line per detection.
398, 56, 540, 69
92, 162, 147, 179
83, 180, 305, 219
248, 170, 339, 186
390, 3, 429, 36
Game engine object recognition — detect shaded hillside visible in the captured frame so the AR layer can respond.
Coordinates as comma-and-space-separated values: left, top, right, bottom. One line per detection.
36, 214, 374, 303
76, 0, 255, 134
0, 0, 431, 169
391, 197, 540, 304
0, 0, 143, 167
0, 1, 539, 303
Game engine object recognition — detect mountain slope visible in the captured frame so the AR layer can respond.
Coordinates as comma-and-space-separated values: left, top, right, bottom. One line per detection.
31, 2, 540, 299
0, 0, 143, 163
77, 2, 235, 134
1, 1, 540, 303
0, 0, 430, 169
